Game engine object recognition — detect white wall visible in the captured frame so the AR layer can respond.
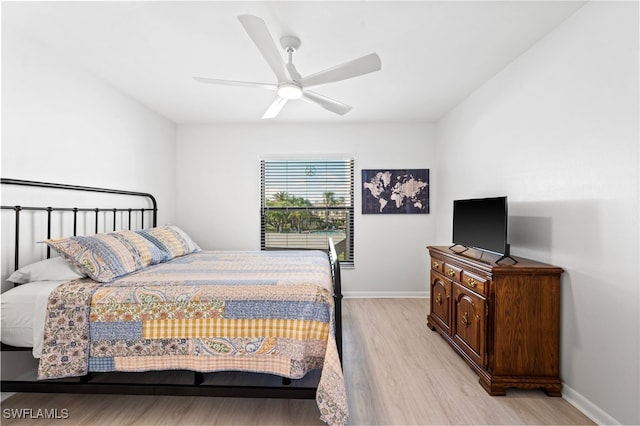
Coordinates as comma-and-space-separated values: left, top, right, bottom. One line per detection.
435, 2, 638, 424
1, 23, 177, 225
1, 24, 178, 291
175, 123, 436, 297
0, 20, 177, 395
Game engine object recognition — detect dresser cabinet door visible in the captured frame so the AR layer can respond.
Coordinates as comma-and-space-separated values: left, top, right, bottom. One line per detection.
430, 271, 451, 334
453, 283, 486, 367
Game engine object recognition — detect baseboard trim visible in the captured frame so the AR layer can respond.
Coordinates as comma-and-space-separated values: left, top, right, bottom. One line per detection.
343, 291, 428, 299
562, 382, 621, 425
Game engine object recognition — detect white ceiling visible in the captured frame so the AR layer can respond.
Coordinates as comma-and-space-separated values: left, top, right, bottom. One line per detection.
3, 1, 585, 124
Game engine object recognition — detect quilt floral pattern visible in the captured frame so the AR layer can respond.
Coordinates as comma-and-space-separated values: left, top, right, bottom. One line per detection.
38, 250, 347, 425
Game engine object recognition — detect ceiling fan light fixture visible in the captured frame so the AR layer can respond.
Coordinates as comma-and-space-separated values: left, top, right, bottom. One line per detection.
277, 83, 303, 100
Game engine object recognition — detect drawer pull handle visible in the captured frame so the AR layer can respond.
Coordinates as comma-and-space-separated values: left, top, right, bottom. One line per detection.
461, 312, 470, 328
447, 269, 456, 278
467, 278, 477, 288
435, 293, 442, 305
432, 262, 439, 269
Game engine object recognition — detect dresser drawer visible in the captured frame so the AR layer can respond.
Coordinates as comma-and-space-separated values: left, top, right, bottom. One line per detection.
431, 258, 444, 273
461, 271, 488, 295
443, 263, 462, 281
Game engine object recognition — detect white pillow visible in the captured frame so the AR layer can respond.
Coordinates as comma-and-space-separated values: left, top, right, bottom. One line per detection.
6, 256, 87, 284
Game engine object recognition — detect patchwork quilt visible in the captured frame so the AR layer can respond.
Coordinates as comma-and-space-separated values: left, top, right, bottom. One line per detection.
37, 250, 347, 425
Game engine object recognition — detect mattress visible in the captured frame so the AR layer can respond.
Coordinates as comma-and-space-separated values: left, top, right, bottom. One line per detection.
0, 280, 64, 357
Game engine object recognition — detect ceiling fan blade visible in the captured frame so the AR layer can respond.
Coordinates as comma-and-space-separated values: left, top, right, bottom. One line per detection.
238, 15, 291, 83
262, 96, 288, 119
299, 53, 382, 89
193, 76, 276, 90
301, 91, 352, 116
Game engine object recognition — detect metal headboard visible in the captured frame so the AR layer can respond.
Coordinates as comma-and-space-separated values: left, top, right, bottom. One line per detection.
1, 178, 158, 272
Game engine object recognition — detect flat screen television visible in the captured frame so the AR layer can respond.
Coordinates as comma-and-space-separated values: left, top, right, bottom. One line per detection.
452, 196, 514, 262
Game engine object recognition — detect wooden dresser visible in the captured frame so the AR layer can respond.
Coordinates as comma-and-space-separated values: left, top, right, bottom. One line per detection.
426, 245, 563, 396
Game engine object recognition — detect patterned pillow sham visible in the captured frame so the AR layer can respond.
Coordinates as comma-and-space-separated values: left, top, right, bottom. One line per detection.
116, 230, 169, 266
46, 230, 168, 283
135, 225, 200, 260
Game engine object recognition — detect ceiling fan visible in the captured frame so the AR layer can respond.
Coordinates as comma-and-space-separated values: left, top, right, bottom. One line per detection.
193, 15, 382, 119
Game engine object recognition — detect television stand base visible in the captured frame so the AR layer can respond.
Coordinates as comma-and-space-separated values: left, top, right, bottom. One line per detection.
448, 244, 470, 253
449, 244, 519, 265
495, 254, 518, 264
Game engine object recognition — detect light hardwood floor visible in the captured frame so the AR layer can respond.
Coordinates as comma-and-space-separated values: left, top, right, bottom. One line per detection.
1, 298, 594, 425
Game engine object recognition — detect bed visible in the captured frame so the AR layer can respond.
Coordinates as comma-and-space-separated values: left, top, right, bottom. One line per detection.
0, 178, 347, 425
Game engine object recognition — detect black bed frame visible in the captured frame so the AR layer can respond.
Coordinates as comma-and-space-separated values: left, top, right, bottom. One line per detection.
1, 178, 343, 400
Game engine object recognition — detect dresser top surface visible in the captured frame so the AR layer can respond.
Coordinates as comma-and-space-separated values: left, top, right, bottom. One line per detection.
428, 246, 563, 274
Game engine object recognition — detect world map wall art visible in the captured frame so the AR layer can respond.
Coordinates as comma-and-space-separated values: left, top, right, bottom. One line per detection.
362, 169, 429, 214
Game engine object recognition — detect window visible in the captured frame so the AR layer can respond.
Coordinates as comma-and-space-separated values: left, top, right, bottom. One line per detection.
261, 158, 354, 266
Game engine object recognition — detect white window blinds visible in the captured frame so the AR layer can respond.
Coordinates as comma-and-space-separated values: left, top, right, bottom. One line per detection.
260, 158, 354, 266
